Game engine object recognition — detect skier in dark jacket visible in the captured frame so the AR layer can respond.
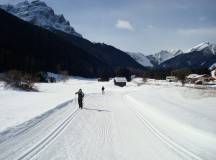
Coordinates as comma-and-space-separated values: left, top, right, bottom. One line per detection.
102, 86, 105, 95
75, 89, 84, 109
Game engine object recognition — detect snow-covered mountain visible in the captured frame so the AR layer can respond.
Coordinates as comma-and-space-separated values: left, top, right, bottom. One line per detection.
0, 6, 144, 76
147, 49, 183, 66
0, 0, 82, 37
129, 42, 216, 69
128, 49, 183, 67
160, 42, 216, 69
187, 42, 216, 55
127, 52, 153, 67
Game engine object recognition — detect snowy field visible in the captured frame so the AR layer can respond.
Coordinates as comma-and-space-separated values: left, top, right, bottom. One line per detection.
0, 78, 216, 160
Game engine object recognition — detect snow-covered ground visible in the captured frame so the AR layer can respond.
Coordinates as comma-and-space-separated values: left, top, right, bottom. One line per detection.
0, 77, 100, 132
0, 78, 216, 160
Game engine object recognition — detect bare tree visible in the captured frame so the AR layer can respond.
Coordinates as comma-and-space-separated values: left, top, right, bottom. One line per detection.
4, 70, 37, 91
60, 70, 69, 82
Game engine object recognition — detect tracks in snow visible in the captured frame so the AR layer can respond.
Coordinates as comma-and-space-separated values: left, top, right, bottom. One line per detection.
0, 99, 79, 160
125, 95, 203, 160
0, 92, 209, 160
33, 94, 115, 160
0, 100, 73, 144
78, 99, 114, 160
17, 109, 79, 160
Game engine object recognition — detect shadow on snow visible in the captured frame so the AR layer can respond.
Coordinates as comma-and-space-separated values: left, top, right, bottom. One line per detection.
83, 107, 111, 112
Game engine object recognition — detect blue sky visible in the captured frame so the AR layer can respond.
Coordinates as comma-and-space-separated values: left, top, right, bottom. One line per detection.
1, 0, 216, 54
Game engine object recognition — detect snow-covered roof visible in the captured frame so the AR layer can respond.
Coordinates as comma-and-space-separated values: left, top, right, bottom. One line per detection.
211, 70, 216, 78
114, 77, 127, 83
209, 63, 216, 71
186, 74, 207, 79
166, 76, 177, 79
47, 72, 59, 79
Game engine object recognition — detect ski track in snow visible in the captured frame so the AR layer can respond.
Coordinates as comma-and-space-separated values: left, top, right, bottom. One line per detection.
0, 99, 79, 160
17, 109, 80, 160
0, 89, 216, 160
125, 96, 203, 160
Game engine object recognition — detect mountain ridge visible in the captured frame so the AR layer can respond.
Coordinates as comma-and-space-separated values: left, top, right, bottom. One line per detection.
0, 8, 111, 77
159, 42, 216, 69
128, 42, 216, 69
0, 0, 82, 37
1, 0, 216, 72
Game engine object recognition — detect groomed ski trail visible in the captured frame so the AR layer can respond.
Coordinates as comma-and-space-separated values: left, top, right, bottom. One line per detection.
125, 95, 203, 160
0, 92, 215, 160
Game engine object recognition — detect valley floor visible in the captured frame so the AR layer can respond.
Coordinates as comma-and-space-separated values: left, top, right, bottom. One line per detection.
0, 78, 216, 160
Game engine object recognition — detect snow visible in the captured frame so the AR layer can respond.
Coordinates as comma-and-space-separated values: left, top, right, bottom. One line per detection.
186, 74, 206, 79
211, 70, 216, 78
129, 42, 216, 67
0, 78, 216, 160
187, 42, 216, 55
188, 42, 210, 52
0, 0, 82, 37
126, 86, 216, 159
127, 52, 153, 67
114, 77, 127, 82
209, 63, 216, 79
149, 49, 183, 64
0, 78, 99, 132
209, 63, 216, 71
46, 72, 60, 81
127, 49, 183, 67
128, 50, 183, 67
168, 49, 184, 56
128, 42, 216, 68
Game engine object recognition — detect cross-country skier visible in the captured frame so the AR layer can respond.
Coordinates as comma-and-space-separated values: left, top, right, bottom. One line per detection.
102, 86, 105, 95
75, 89, 84, 109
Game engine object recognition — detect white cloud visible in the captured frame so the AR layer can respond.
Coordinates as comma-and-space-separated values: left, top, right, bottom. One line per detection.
177, 27, 216, 36
116, 20, 134, 31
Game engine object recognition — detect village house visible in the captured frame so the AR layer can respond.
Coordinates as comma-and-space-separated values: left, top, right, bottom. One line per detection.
166, 76, 178, 82
46, 72, 58, 83
209, 63, 216, 79
186, 74, 210, 85
114, 77, 127, 87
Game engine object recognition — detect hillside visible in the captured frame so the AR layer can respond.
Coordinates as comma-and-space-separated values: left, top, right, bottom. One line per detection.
0, 1, 145, 75
160, 43, 216, 69
0, 8, 110, 77
54, 30, 145, 69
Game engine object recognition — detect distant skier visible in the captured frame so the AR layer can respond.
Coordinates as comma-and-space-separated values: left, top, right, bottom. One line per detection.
75, 89, 84, 109
102, 86, 105, 95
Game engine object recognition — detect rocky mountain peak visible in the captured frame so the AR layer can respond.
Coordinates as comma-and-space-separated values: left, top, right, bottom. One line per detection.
0, 0, 82, 37
187, 42, 216, 54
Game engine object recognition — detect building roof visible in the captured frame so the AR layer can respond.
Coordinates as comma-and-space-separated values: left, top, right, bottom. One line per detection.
186, 74, 208, 79
209, 63, 216, 71
114, 77, 127, 83
211, 70, 216, 78
166, 76, 177, 79
47, 72, 58, 78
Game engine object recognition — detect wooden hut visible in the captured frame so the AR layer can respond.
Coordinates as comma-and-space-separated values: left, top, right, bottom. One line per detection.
114, 77, 127, 87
